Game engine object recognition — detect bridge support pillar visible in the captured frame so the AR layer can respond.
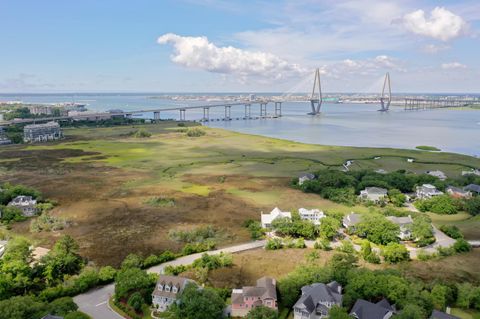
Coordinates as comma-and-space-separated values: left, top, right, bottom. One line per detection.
244, 104, 251, 119
179, 109, 186, 121
153, 111, 160, 122
260, 103, 267, 117
274, 102, 282, 117
202, 107, 210, 122
224, 106, 231, 120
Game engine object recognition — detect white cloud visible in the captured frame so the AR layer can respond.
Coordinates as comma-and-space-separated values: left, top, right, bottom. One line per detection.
401, 7, 468, 41
422, 44, 450, 54
441, 62, 467, 69
157, 33, 308, 81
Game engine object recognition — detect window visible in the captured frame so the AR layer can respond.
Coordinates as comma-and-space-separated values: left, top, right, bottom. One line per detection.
158, 285, 164, 291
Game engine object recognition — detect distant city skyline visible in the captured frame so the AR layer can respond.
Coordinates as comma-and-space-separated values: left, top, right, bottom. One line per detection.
1, 0, 480, 93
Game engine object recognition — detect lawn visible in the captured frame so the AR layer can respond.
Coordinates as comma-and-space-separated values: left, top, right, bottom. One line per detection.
429, 213, 480, 240
1, 122, 479, 266
450, 308, 480, 319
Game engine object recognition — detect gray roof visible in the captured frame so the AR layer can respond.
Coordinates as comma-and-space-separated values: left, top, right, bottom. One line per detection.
430, 310, 460, 319
299, 173, 315, 179
42, 315, 64, 319
294, 282, 342, 314
464, 184, 480, 193
152, 275, 192, 299
364, 187, 388, 195
350, 299, 394, 319
243, 277, 277, 299
386, 215, 413, 226
343, 213, 362, 227
447, 186, 470, 194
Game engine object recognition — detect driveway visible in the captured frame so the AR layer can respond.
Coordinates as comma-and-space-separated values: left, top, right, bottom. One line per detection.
406, 226, 455, 258
74, 240, 266, 319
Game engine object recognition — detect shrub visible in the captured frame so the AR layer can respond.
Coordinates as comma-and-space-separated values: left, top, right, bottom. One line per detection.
127, 292, 144, 312
186, 127, 206, 137
416, 249, 436, 261
65, 311, 91, 319
453, 238, 472, 253
439, 225, 463, 239
98, 266, 117, 283
265, 238, 283, 250
382, 243, 409, 263
132, 129, 151, 138
415, 195, 459, 215
314, 238, 332, 251
144, 196, 175, 207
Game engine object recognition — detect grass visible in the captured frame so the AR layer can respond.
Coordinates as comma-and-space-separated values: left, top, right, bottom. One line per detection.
428, 213, 480, 240
2, 122, 480, 266
416, 145, 441, 151
450, 308, 480, 319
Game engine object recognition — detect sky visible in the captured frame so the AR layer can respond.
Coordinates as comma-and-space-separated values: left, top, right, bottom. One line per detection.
1, 0, 479, 93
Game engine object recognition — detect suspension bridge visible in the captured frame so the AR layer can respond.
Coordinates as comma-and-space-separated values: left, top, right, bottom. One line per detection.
1, 70, 479, 126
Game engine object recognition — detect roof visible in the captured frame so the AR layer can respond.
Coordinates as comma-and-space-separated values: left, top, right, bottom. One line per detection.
8, 195, 37, 206
363, 187, 388, 195
24, 121, 60, 129
261, 207, 291, 224
294, 282, 342, 314
299, 173, 315, 179
41, 315, 64, 319
244, 277, 277, 299
386, 215, 413, 226
430, 310, 460, 319
446, 186, 470, 194
464, 184, 480, 193
152, 275, 192, 299
350, 299, 394, 319
343, 213, 362, 227
298, 208, 324, 217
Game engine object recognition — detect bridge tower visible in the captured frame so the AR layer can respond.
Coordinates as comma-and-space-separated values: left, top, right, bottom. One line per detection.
308, 68, 323, 115
379, 72, 391, 112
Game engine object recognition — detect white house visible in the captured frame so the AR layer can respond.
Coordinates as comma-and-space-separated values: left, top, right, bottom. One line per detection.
426, 170, 447, 181
7, 195, 37, 217
261, 207, 292, 229
342, 213, 362, 230
152, 275, 193, 312
299, 173, 315, 186
298, 208, 325, 225
359, 187, 388, 203
416, 184, 443, 199
386, 215, 414, 240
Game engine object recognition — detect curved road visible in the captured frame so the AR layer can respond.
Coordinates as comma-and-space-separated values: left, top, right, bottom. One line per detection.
73, 240, 266, 319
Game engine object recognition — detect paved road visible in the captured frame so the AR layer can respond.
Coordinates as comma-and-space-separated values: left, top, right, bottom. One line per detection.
73, 240, 266, 319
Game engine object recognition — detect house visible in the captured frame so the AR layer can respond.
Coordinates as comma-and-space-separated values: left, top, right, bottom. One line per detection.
261, 207, 292, 229
23, 121, 63, 143
446, 186, 471, 199
41, 315, 64, 319
0, 126, 11, 145
7, 195, 37, 217
151, 275, 193, 312
299, 173, 315, 186
349, 299, 395, 319
231, 277, 278, 317
426, 170, 447, 180
359, 187, 388, 203
298, 208, 325, 225
430, 310, 460, 319
464, 184, 480, 195
293, 281, 342, 319
416, 184, 443, 199
461, 169, 480, 177
386, 215, 413, 240
342, 213, 362, 230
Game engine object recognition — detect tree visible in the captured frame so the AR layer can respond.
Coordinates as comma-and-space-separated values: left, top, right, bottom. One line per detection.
453, 238, 472, 253
456, 283, 476, 309
328, 305, 351, 319
430, 284, 449, 310
361, 241, 380, 264
64, 311, 91, 319
329, 253, 358, 285
464, 196, 480, 216
393, 304, 425, 319
411, 215, 435, 246
48, 297, 78, 316
265, 238, 283, 250
388, 189, 407, 207
166, 283, 225, 319
115, 268, 151, 300
127, 292, 144, 312
0, 296, 46, 319
319, 217, 340, 240
415, 195, 459, 215
355, 214, 400, 245
98, 266, 117, 283
382, 243, 409, 264
246, 305, 278, 319
42, 235, 84, 285
121, 254, 143, 269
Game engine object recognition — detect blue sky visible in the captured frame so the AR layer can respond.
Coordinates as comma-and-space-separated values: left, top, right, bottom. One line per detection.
1, 0, 479, 93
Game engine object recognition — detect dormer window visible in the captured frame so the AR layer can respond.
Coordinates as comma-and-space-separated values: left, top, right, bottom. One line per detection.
165, 285, 171, 292
172, 286, 178, 293
158, 284, 164, 291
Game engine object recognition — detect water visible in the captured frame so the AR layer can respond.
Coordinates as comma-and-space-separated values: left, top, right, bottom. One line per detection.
1, 93, 479, 157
